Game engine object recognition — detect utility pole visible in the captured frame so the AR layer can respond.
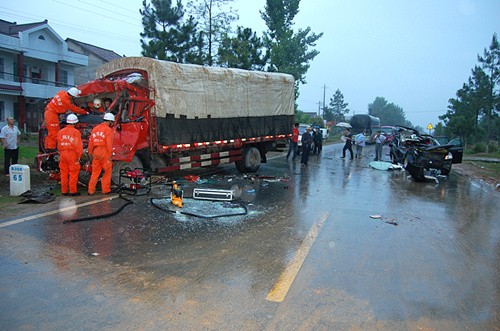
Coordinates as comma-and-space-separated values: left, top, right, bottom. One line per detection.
317, 101, 321, 116
323, 84, 326, 116
322, 84, 327, 117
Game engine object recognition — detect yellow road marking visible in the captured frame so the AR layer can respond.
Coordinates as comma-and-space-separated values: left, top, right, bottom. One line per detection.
266, 212, 329, 302
0, 195, 118, 228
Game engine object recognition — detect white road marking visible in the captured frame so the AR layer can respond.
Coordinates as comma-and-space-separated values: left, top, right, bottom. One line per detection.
0, 195, 118, 228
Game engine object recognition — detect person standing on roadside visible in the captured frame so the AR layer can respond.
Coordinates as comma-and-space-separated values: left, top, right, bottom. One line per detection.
286, 122, 300, 161
44, 87, 88, 151
374, 130, 386, 161
355, 130, 366, 158
300, 127, 313, 166
57, 114, 83, 196
313, 127, 323, 155
0, 116, 21, 175
88, 113, 115, 195
341, 128, 353, 159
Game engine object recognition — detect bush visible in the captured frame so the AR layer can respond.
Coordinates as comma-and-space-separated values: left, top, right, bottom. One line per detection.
488, 142, 498, 153
473, 143, 486, 154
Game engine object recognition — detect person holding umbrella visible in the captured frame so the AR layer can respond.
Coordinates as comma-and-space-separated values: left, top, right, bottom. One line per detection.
340, 127, 354, 159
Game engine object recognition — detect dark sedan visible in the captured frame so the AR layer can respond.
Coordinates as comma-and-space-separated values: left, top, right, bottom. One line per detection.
389, 127, 463, 181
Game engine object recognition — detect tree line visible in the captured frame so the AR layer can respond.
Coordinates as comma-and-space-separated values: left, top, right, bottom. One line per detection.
437, 33, 499, 150
318, 34, 499, 143
140, 0, 322, 104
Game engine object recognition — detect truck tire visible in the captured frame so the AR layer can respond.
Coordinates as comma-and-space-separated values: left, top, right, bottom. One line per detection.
78, 170, 91, 185
112, 156, 144, 185
235, 147, 261, 173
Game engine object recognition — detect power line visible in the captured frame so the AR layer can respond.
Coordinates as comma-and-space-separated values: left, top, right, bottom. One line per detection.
51, 0, 142, 28
0, 3, 143, 41
0, 9, 141, 48
76, 0, 140, 19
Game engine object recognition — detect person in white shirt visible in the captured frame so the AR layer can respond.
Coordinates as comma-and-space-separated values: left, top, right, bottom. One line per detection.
374, 130, 386, 161
0, 117, 21, 175
354, 130, 366, 158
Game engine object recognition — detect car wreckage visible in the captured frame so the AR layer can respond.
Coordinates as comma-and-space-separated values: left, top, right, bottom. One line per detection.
389, 126, 463, 181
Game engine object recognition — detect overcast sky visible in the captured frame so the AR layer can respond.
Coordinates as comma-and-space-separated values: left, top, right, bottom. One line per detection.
1, 0, 499, 129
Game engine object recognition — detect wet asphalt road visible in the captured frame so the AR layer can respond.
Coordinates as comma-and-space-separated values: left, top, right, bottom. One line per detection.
1, 143, 499, 330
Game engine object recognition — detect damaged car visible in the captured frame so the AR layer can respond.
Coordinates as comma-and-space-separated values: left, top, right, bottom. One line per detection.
389, 126, 463, 181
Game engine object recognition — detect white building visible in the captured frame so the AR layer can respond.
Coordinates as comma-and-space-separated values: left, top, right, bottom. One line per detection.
0, 19, 88, 132
66, 38, 121, 86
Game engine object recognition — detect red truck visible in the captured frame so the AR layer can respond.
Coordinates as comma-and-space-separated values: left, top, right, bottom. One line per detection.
38, 57, 295, 183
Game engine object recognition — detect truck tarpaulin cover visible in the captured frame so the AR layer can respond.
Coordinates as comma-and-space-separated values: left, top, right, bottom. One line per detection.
97, 57, 295, 145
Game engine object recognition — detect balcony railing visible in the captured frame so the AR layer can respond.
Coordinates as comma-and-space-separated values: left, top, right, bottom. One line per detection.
0, 71, 72, 88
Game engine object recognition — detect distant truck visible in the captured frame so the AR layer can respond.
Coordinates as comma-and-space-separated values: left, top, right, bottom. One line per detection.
38, 57, 295, 181
350, 114, 380, 144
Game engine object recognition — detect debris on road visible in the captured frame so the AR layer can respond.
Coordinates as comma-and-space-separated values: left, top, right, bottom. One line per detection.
369, 161, 403, 171
150, 197, 248, 219
18, 190, 55, 204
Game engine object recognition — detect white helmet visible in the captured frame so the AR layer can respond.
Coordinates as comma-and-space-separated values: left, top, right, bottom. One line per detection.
66, 114, 79, 124
103, 113, 115, 122
93, 98, 102, 108
68, 87, 81, 97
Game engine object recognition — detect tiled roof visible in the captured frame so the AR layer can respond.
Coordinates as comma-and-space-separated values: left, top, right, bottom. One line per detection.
0, 19, 48, 37
66, 38, 122, 62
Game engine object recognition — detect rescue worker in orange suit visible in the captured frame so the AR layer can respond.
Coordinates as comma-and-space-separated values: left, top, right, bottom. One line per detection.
87, 98, 105, 114
57, 114, 83, 196
44, 87, 88, 151
88, 113, 115, 195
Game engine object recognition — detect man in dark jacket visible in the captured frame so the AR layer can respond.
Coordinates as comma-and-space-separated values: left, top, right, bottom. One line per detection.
313, 128, 323, 155
341, 128, 354, 159
301, 127, 313, 166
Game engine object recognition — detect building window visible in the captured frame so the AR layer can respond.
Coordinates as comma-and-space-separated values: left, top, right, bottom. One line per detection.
38, 35, 45, 40
31, 66, 41, 84
60, 69, 68, 85
0, 101, 5, 122
0, 58, 4, 79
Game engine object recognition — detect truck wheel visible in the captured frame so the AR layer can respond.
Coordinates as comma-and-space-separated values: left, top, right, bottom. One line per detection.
235, 147, 261, 173
112, 156, 143, 185
78, 170, 91, 185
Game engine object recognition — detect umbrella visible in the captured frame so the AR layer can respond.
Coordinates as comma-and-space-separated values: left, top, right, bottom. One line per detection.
336, 122, 352, 128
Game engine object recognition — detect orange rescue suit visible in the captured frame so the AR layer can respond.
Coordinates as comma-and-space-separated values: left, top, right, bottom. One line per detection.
44, 91, 88, 150
57, 125, 83, 194
88, 123, 114, 195
86, 102, 105, 114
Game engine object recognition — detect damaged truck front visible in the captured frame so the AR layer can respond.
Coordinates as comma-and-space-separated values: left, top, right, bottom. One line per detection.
38, 57, 295, 181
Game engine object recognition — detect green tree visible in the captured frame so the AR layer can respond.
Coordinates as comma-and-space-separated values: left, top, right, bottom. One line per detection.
442, 34, 500, 146
326, 89, 349, 123
188, 0, 239, 66
140, 0, 200, 63
368, 97, 411, 127
261, 0, 323, 100
440, 65, 496, 144
217, 27, 268, 70
433, 122, 445, 136
477, 33, 500, 149
309, 116, 324, 127
440, 81, 479, 144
